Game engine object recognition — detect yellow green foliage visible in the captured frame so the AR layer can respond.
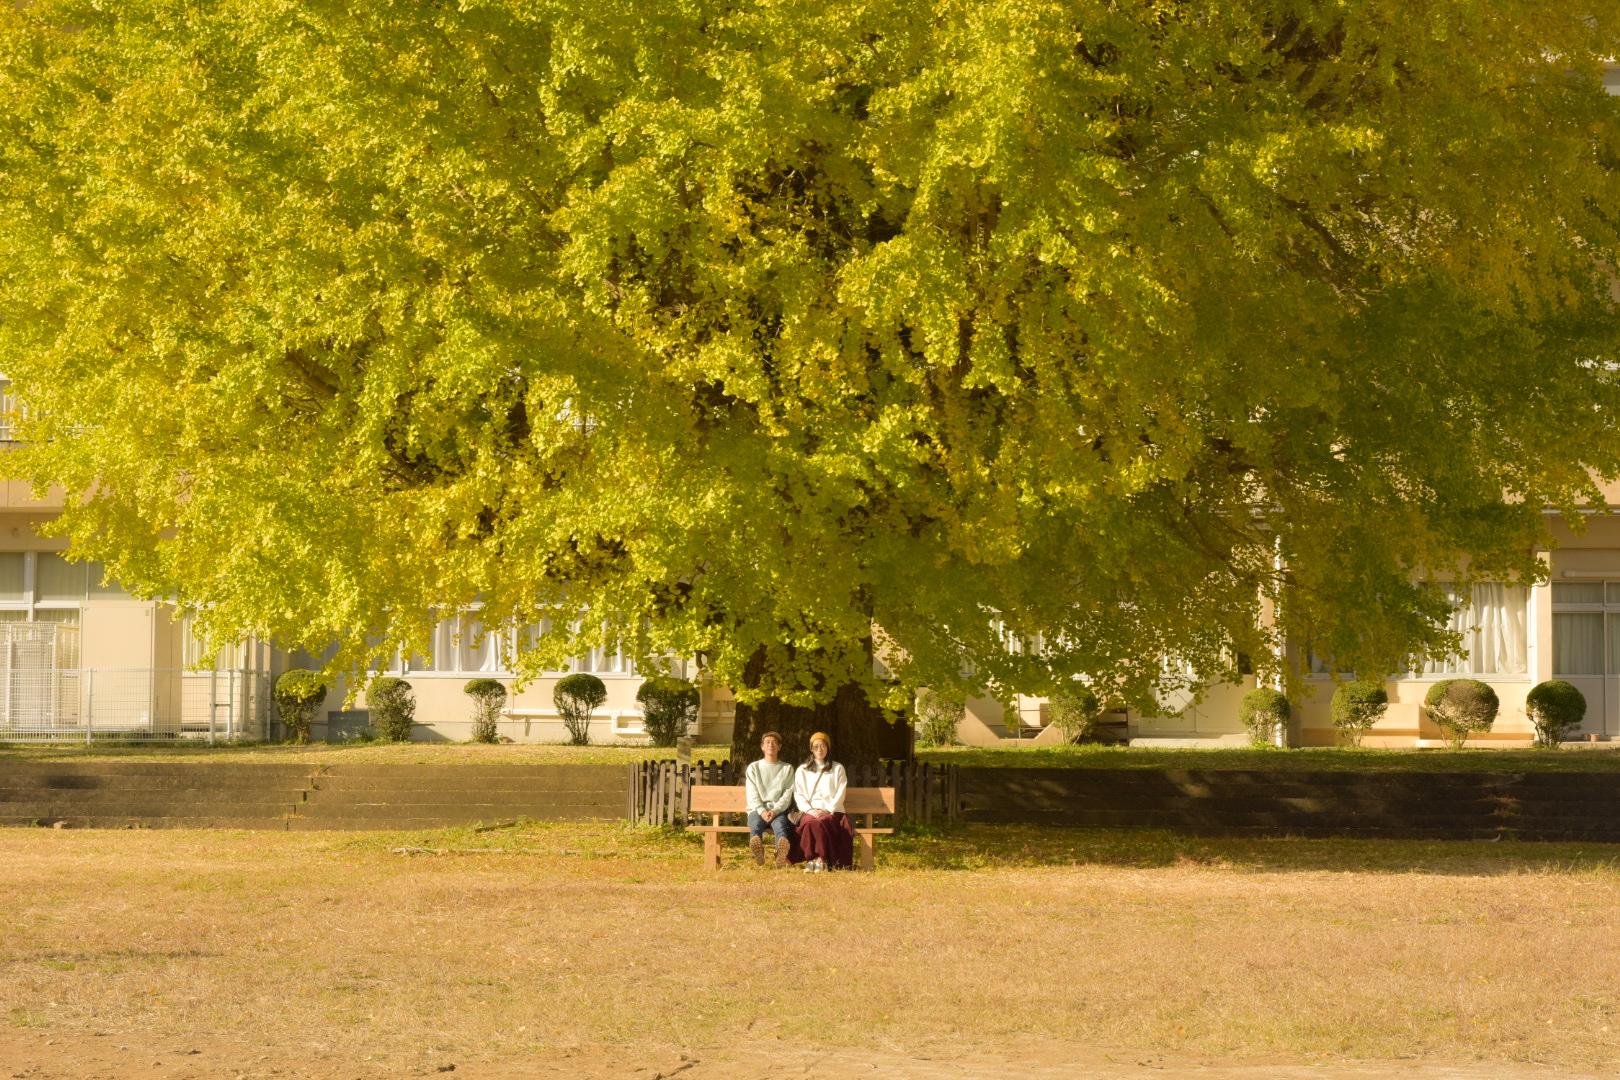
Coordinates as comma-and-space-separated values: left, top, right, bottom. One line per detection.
1, 2, 1618, 711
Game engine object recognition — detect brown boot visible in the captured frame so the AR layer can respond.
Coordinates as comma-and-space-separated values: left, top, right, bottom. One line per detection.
749, 834, 765, 866
774, 836, 791, 868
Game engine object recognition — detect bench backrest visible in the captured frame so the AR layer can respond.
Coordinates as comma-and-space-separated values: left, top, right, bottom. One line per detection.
689, 784, 896, 815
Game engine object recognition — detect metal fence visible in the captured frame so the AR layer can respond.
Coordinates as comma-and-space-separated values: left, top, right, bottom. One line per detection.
0, 668, 271, 743
629, 759, 959, 826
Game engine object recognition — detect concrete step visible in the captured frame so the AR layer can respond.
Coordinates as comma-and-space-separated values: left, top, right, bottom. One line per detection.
0, 764, 315, 778
961, 806, 1560, 828
966, 798, 1531, 816
0, 799, 304, 816
295, 799, 622, 818
306, 787, 618, 803
285, 809, 618, 830
0, 815, 295, 830
313, 764, 626, 780
958, 813, 1537, 840
0, 789, 304, 802
0, 762, 631, 830
0, 777, 313, 793
307, 786, 619, 801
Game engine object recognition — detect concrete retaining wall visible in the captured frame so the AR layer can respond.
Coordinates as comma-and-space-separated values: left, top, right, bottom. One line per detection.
958, 767, 1620, 841
0, 762, 627, 830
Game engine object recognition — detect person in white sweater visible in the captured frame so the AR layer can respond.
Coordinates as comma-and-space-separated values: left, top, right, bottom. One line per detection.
793, 731, 854, 871
744, 730, 796, 867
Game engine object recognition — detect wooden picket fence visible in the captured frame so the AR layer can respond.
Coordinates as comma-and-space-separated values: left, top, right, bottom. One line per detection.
627, 759, 959, 827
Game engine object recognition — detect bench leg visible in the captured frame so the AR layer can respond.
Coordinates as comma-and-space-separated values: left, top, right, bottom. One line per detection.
704, 830, 721, 871
858, 832, 875, 872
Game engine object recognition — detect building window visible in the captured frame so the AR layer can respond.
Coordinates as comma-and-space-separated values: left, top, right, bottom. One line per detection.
0, 378, 19, 444
410, 613, 503, 674
0, 553, 23, 602
306, 615, 678, 679
1550, 581, 1620, 679
0, 553, 124, 662
35, 553, 87, 602
1418, 582, 1529, 677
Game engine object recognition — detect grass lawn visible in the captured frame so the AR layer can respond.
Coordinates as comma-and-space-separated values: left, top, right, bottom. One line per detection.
918, 742, 1620, 772
2, 821, 1619, 1078
0, 741, 737, 765
10, 738, 1620, 774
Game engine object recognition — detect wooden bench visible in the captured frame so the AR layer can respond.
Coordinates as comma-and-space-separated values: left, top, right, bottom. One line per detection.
688, 785, 896, 871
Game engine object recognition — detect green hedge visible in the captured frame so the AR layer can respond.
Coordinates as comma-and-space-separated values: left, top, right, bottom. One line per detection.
1238, 688, 1290, 748
635, 676, 699, 747
464, 677, 508, 744
1329, 679, 1388, 747
554, 673, 607, 746
369, 677, 416, 743
273, 669, 327, 745
1423, 679, 1498, 750
1525, 680, 1585, 748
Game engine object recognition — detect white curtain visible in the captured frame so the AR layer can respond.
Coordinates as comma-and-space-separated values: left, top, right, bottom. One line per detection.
456, 616, 502, 673
583, 643, 634, 675
1424, 583, 1528, 676
1471, 583, 1528, 675
422, 614, 505, 674
1555, 613, 1605, 676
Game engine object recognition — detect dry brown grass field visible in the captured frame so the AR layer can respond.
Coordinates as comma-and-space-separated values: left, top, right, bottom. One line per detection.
3, 822, 1620, 1079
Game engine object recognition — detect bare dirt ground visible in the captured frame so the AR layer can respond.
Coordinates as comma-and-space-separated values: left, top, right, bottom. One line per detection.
3, 823, 1619, 1079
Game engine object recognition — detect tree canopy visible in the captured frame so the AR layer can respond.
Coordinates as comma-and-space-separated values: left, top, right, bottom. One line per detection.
1, 0, 1619, 715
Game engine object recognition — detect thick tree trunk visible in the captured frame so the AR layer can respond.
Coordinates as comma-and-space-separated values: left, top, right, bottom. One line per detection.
728, 652, 912, 771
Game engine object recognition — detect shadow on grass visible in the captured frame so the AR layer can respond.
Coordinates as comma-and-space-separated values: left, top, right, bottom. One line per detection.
329, 818, 1620, 879
330, 819, 707, 865
884, 822, 1620, 876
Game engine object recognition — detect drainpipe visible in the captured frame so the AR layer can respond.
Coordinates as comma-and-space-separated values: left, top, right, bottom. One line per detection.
1272, 533, 1288, 749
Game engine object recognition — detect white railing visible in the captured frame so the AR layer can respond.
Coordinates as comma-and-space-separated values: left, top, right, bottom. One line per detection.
0, 668, 270, 743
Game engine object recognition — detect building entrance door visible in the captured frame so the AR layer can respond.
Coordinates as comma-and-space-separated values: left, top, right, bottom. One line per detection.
1551, 582, 1619, 738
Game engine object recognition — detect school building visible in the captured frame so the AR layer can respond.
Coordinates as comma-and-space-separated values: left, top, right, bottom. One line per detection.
3, 445, 1620, 749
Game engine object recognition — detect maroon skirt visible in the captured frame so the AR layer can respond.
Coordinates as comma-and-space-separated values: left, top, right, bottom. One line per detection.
794, 811, 854, 869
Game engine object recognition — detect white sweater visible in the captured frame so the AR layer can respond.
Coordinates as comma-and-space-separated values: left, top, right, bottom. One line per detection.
793, 761, 847, 815
744, 759, 796, 815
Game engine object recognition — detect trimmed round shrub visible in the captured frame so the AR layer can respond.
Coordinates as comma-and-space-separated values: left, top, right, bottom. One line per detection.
913, 689, 965, 748
273, 668, 327, 745
554, 672, 607, 746
1238, 688, 1290, 747
1424, 678, 1498, 750
369, 676, 416, 742
464, 677, 508, 744
636, 675, 699, 747
1048, 683, 1102, 744
1525, 679, 1586, 748
1329, 679, 1388, 748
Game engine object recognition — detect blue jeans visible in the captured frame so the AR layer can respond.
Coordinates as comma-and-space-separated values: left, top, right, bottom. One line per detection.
748, 810, 793, 841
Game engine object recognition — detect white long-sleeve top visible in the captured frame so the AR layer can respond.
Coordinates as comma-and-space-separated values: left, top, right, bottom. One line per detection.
793, 761, 847, 815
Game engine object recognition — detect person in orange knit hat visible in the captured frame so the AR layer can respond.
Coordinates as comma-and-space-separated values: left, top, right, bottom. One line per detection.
791, 731, 854, 871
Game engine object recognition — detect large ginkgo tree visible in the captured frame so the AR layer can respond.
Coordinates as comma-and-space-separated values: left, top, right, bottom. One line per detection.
1, 1, 1618, 762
